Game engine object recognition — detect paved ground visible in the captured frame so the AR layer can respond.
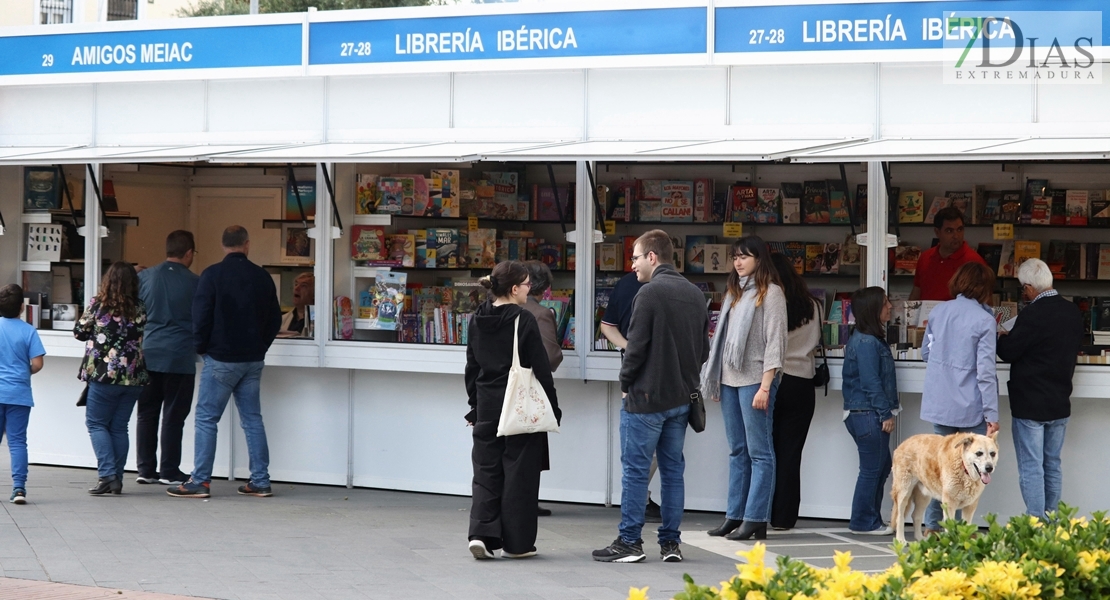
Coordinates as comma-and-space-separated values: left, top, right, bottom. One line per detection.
0, 461, 906, 600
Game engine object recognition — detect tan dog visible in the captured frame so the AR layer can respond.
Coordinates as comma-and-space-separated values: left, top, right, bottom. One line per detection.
890, 431, 999, 542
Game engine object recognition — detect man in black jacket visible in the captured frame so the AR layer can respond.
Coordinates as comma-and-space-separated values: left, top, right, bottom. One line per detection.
168, 226, 282, 499
997, 258, 1083, 518
593, 230, 710, 564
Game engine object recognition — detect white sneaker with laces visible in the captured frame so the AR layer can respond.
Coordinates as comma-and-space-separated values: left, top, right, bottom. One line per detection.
502, 548, 537, 559
469, 540, 495, 560
135, 476, 160, 484
850, 524, 894, 536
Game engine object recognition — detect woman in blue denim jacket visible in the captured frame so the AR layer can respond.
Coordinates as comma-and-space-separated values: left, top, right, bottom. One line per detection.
841, 287, 898, 535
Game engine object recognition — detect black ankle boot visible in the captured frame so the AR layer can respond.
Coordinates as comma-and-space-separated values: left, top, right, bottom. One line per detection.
89, 477, 122, 496
726, 521, 767, 541
707, 518, 743, 537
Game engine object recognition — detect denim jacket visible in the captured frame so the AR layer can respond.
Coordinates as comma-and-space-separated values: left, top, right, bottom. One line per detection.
841, 330, 898, 421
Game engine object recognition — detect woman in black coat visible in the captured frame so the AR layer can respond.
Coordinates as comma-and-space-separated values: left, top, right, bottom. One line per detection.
465, 260, 561, 560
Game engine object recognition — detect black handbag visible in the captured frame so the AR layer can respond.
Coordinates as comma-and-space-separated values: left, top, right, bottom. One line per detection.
77, 384, 88, 407
812, 343, 830, 396
687, 391, 706, 433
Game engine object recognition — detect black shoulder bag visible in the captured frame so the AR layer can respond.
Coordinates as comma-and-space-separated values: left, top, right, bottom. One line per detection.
812, 343, 830, 396
688, 391, 706, 433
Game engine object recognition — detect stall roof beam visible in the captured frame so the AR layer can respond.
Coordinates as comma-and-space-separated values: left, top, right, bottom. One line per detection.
791, 137, 1110, 163
207, 141, 570, 164
480, 138, 867, 162
0, 144, 291, 165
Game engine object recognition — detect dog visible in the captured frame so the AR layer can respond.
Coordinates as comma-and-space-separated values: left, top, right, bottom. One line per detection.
890, 431, 999, 542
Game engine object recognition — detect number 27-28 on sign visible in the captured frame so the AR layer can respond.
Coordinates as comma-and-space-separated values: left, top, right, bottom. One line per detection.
339, 42, 372, 57
749, 29, 785, 44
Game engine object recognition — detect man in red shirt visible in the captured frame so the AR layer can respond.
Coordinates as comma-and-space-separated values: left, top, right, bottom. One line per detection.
909, 207, 988, 301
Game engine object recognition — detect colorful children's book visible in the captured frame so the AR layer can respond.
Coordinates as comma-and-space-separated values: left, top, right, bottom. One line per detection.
350, 225, 387, 261
609, 181, 636, 222
334, 296, 354, 340
598, 243, 621, 271
924, 196, 950, 224
999, 191, 1023, 224
396, 174, 430, 216
364, 272, 407, 331
533, 185, 571, 222
538, 243, 564, 270
828, 190, 851, 224
356, 174, 379, 214
1014, 240, 1042, 270
898, 191, 925, 223
981, 191, 1003, 223
428, 228, 459, 268
638, 200, 662, 222
944, 191, 972, 221
729, 185, 758, 223
818, 243, 840, 274
1030, 196, 1052, 225
804, 243, 823, 274
893, 245, 921, 275
685, 236, 714, 274
430, 169, 460, 217
376, 178, 404, 214
466, 229, 497, 269
802, 180, 831, 224
783, 241, 806, 275
483, 172, 519, 220
660, 181, 694, 222
693, 179, 713, 222
756, 187, 782, 223
703, 244, 731, 274
384, 234, 415, 268
781, 182, 804, 224
997, 241, 1015, 278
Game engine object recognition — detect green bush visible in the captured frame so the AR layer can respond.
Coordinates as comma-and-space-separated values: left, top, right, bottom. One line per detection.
628, 505, 1110, 600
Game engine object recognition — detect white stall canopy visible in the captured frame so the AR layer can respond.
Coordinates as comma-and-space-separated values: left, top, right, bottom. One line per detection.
792, 138, 1110, 163
208, 141, 570, 164
0, 144, 286, 165
480, 138, 867, 162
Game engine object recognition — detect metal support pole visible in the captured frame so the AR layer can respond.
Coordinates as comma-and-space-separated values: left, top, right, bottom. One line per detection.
865, 161, 890, 290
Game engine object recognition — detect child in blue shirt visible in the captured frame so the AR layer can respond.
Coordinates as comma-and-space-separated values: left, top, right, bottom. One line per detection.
0, 284, 46, 504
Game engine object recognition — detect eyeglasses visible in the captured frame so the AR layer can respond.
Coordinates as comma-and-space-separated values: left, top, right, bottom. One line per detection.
631, 251, 653, 262
519, 281, 532, 288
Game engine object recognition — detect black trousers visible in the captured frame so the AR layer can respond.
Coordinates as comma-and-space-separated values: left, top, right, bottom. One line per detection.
469, 420, 544, 554
771, 373, 816, 529
136, 371, 196, 480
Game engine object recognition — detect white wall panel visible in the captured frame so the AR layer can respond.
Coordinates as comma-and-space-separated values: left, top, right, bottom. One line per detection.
453, 70, 584, 136
0, 84, 94, 145
1037, 75, 1110, 125
0, 167, 19, 287
880, 64, 1032, 134
326, 74, 451, 141
95, 81, 206, 144
207, 78, 325, 142
587, 67, 727, 138
730, 64, 876, 130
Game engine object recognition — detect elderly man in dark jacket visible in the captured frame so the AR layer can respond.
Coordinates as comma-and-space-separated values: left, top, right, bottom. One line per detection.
593, 229, 710, 564
996, 258, 1083, 518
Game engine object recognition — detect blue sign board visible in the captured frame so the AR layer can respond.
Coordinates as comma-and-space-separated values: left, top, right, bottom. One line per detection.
0, 23, 302, 76
715, 1, 1108, 54
309, 7, 707, 65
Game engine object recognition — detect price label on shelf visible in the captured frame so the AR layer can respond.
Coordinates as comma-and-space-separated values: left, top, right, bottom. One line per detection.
723, 222, 743, 238
993, 223, 1014, 240
468, 216, 478, 231
604, 220, 616, 235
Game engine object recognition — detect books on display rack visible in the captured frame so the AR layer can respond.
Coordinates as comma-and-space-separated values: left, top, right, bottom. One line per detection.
1066, 190, 1089, 226
898, 191, 925, 223
703, 244, 731, 274
893, 245, 921, 275
660, 181, 694, 222
23, 167, 61, 212
802, 181, 830, 224
1013, 240, 1041, 270
359, 272, 408, 330
781, 182, 803, 224
924, 196, 950, 224
945, 191, 973, 222
350, 225, 387, 262
356, 174, 379, 214
729, 185, 758, 223
684, 236, 714, 274
755, 187, 782, 223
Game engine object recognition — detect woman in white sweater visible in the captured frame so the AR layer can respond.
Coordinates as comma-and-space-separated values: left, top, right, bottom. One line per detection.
768, 253, 822, 530
701, 236, 787, 542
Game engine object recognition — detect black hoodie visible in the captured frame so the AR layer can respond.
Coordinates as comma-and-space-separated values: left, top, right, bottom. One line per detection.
464, 300, 561, 425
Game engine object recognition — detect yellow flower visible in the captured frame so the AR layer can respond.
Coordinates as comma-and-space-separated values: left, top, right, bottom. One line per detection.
1029, 516, 1043, 528
719, 586, 739, 600
906, 568, 973, 599
832, 550, 852, 572
1055, 526, 1070, 541
971, 561, 1041, 599
1071, 516, 1088, 528
627, 586, 649, 600
744, 592, 766, 600
1077, 551, 1099, 577
735, 543, 774, 587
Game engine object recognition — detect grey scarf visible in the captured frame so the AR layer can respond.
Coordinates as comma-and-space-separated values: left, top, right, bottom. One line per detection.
700, 277, 759, 403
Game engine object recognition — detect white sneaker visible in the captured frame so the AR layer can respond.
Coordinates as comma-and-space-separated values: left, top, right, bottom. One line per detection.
502, 548, 538, 559
469, 540, 495, 560
135, 476, 160, 484
850, 525, 894, 536
159, 478, 185, 486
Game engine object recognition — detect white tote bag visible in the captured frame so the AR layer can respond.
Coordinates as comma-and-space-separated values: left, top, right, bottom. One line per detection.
496, 316, 560, 437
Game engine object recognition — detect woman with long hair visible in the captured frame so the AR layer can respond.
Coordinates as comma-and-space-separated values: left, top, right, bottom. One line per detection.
767, 252, 822, 530
465, 260, 560, 560
702, 235, 787, 541
919, 261, 1000, 535
842, 287, 898, 535
74, 262, 150, 495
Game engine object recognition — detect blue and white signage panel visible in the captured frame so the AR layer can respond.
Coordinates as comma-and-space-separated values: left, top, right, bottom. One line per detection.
716, 1, 1108, 54
309, 7, 706, 66
0, 23, 302, 77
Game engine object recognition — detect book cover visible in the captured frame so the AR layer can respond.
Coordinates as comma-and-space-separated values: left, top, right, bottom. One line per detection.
1099, 245, 1110, 280
945, 191, 973, 222
639, 179, 664, 202
533, 185, 571, 222
1046, 240, 1067, 279
977, 242, 1003, 274
566, 245, 576, 271
898, 191, 925, 223
1014, 240, 1042, 270
997, 241, 1015, 278
350, 225, 386, 261
1066, 190, 1089, 226
729, 185, 758, 223
1049, 189, 1068, 226
999, 191, 1023, 224
356, 174, 379, 215
660, 181, 694, 222
1023, 179, 1049, 224
840, 233, 861, 270
804, 243, 823, 274
395, 174, 429, 216
23, 167, 61, 212
756, 187, 782, 223
430, 169, 460, 217
608, 181, 636, 222
1064, 242, 1081, 280
638, 200, 662, 222
285, 180, 316, 221
459, 182, 479, 216
538, 243, 564, 270
925, 196, 950, 224
598, 243, 621, 271
414, 230, 433, 269
1030, 196, 1052, 225
854, 183, 868, 222
802, 180, 831, 224
428, 228, 459, 268
466, 229, 497, 268
704, 244, 731, 274
1091, 191, 1110, 226
25, 224, 63, 262
483, 172, 519, 220
711, 192, 729, 223
684, 235, 714, 274
893, 245, 921, 275
693, 179, 713, 222
783, 241, 806, 275
365, 272, 407, 331
623, 236, 637, 272
384, 234, 415, 268
377, 178, 404, 214
970, 186, 986, 224
670, 235, 685, 271
828, 190, 851, 224
781, 183, 804, 224
981, 191, 1003, 223
818, 243, 841, 274
334, 296, 354, 340
474, 181, 496, 217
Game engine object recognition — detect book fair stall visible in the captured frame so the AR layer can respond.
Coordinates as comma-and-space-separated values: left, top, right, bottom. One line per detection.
2, 0, 1110, 521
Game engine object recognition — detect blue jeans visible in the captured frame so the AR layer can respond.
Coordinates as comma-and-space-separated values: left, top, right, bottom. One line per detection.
619, 402, 689, 545
845, 411, 891, 532
1012, 417, 1068, 518
0, 404, 31, 488
192, 356, 270, 487
720, 379, 779, 522
926, 421, 987, 530
85, 383, 142, 480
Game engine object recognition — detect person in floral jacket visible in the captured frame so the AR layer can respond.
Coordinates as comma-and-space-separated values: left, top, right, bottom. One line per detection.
74, 261, 149, 495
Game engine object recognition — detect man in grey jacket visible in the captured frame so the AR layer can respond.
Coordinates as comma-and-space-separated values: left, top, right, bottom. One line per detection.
592, 230, 710, 564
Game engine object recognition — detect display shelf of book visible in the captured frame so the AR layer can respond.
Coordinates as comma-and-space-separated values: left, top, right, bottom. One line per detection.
352, 266, 395, 279
21, 212, 54, 224
262, 219, 315, 230
19, 261, 52, 272
384, 214, 573, 226
352, 214, 392, 226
